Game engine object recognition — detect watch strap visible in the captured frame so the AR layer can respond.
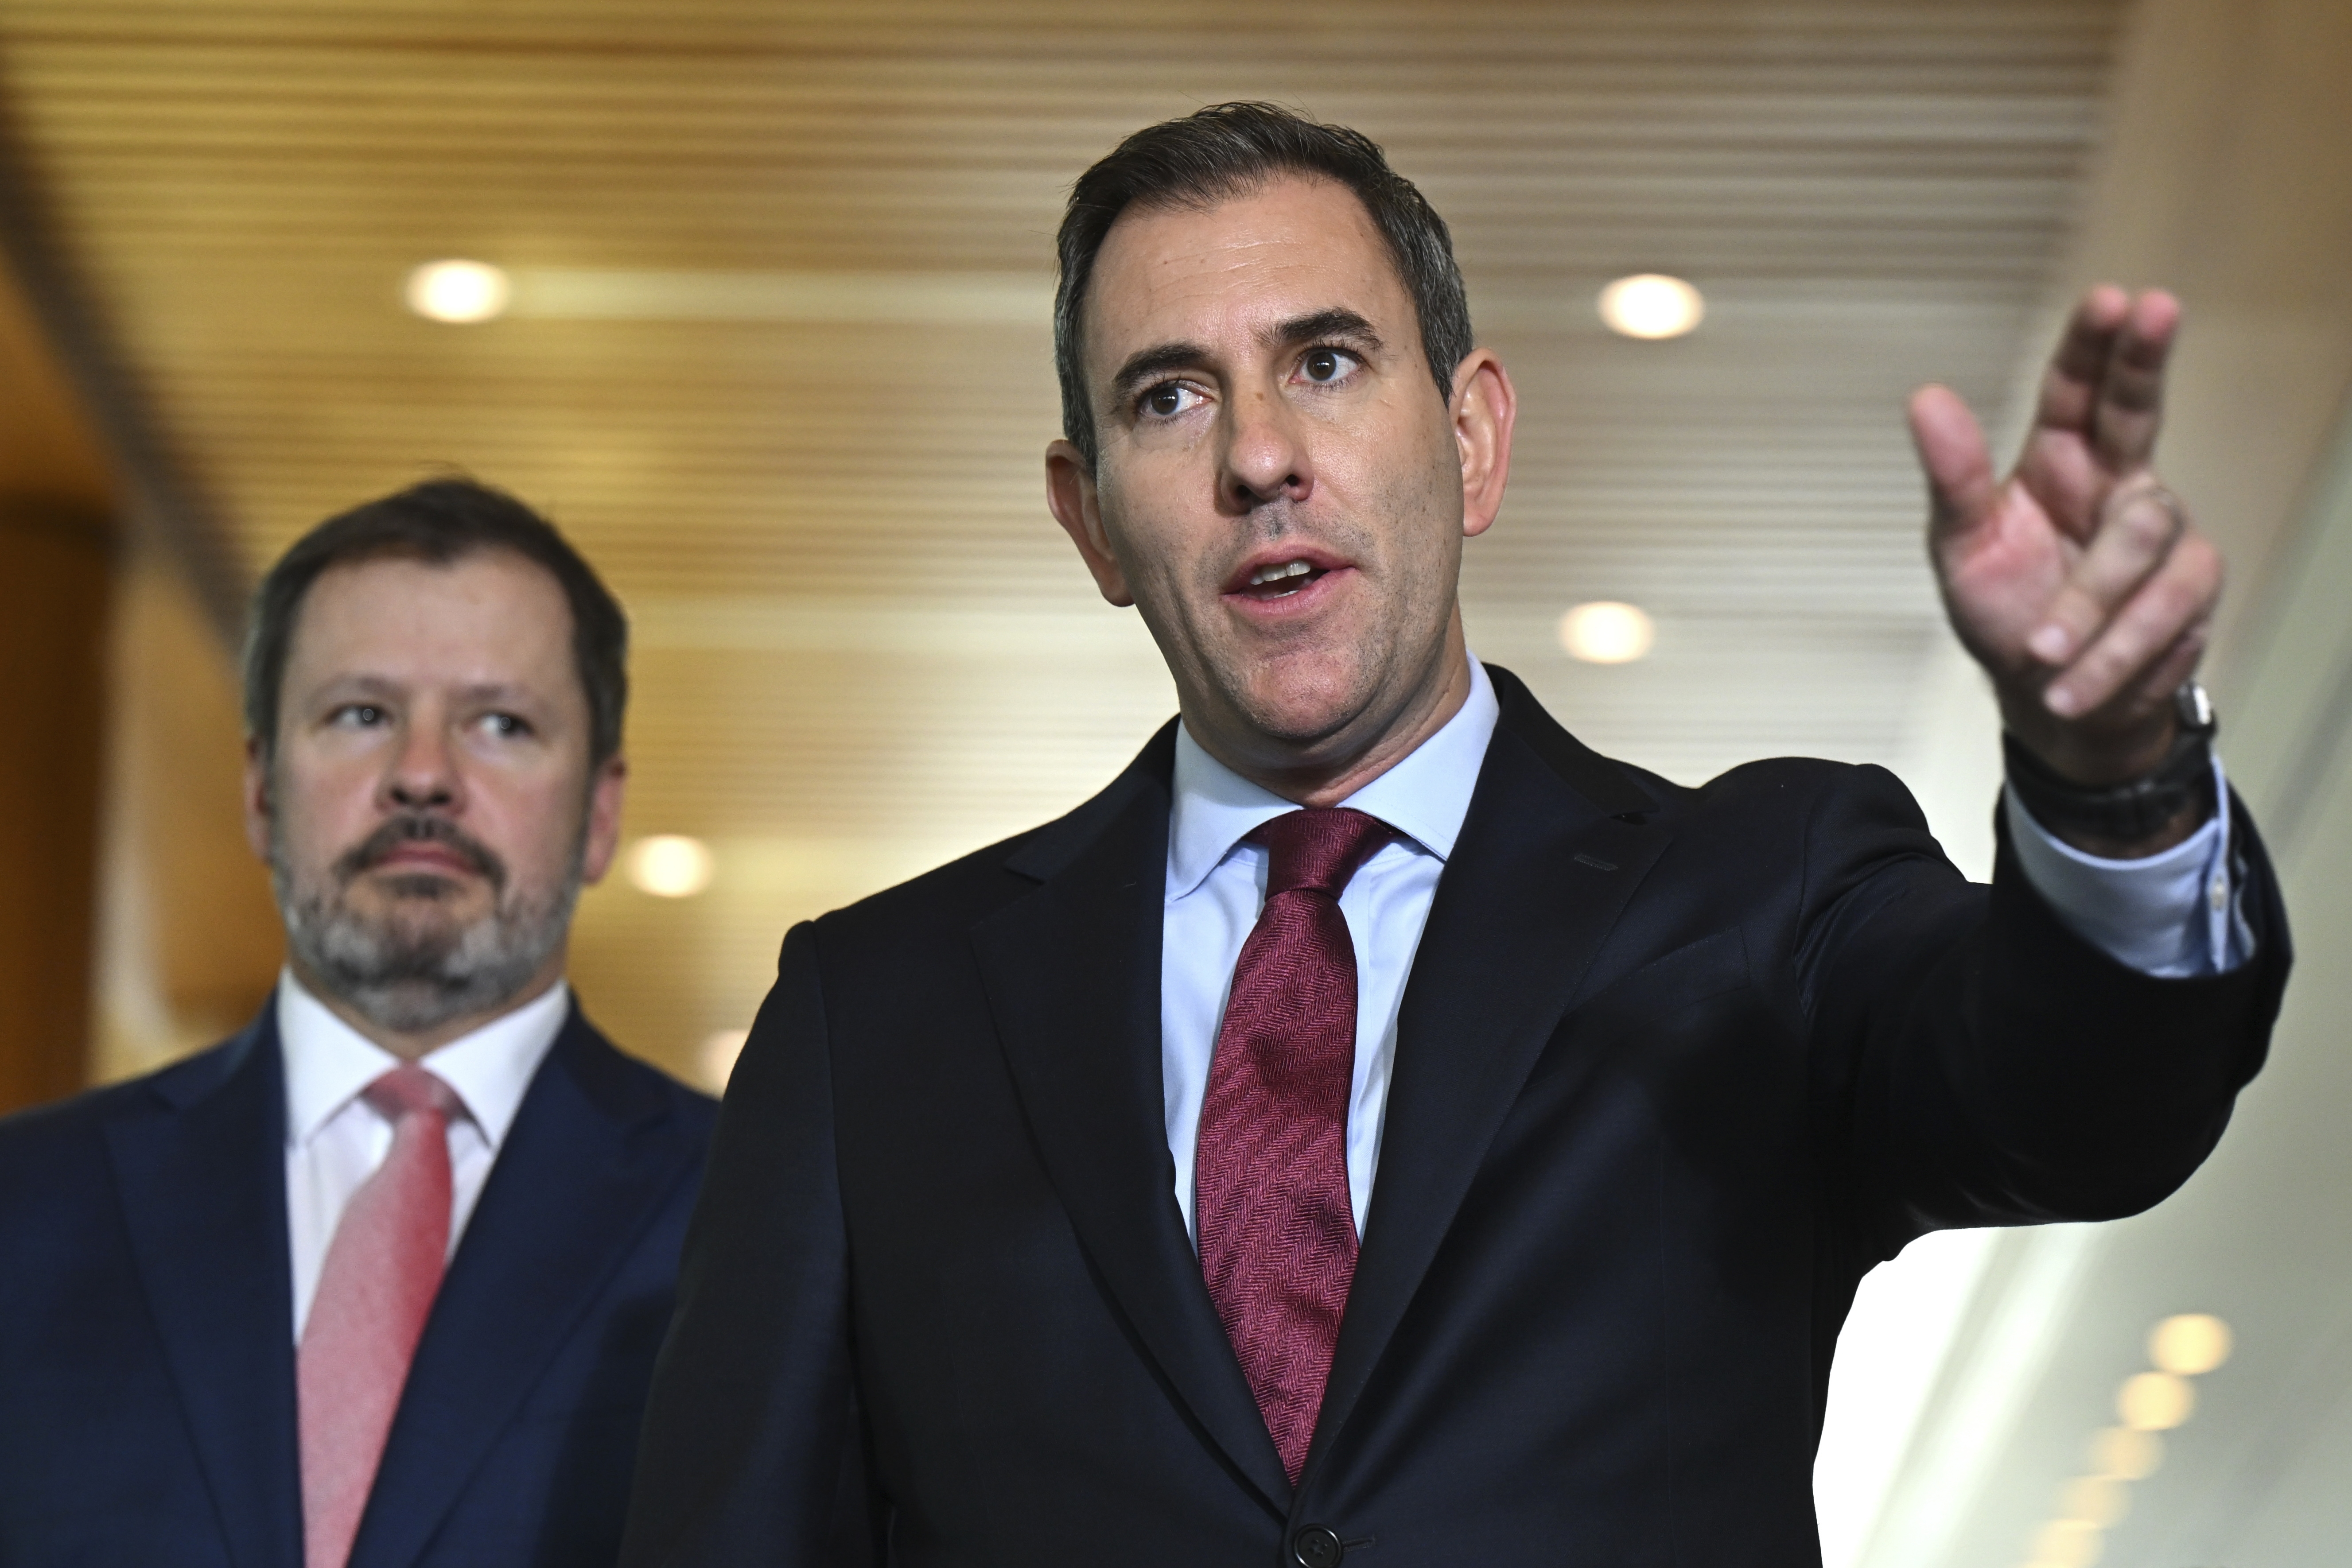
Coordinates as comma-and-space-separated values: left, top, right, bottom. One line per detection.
2004, 683, 2218, 843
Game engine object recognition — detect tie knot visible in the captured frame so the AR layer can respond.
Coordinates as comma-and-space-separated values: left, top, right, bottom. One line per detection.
1249, 807, 1396, 900
362, 1063, 459, 1126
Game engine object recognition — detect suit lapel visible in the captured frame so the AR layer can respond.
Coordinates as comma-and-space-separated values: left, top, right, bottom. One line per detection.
972, 722, 1294, 1512
1309, 667, 1672, 1473
350, 1013, 701, 1568
104, 1013, 306, 1568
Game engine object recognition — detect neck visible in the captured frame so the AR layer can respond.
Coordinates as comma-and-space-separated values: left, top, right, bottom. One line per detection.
288, 950, 568, 1061
1194, 614, 1475, 808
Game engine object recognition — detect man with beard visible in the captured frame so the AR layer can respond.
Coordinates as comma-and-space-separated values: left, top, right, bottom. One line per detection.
0, 478, 716, 1568
622, 106, 2288, 1566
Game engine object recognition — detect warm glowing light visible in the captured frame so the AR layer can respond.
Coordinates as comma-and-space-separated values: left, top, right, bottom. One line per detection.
1598, 272, 1704, 339
2089, 1425, 2163, 1480
2117, 1370, 2195, 1431
700, 1028, 748, 1090
2149, 1313, 2232, 1375
1558, 600, 1656, 664
2059, 1475, 2129, 1529
406, 259, 510, 322
627, 834, 714, 898
2030, 1518, 2104, 1568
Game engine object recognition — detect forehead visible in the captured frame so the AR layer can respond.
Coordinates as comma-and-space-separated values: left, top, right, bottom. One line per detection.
285, 548, 575, 688
1083, 175, 1411, 361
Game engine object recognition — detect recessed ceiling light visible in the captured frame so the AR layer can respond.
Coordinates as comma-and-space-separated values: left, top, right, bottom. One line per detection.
2116, 1370, 2194, 1431
406, 259, 510, 323
2088, 1425, 2163, 1480
2029, 1518, 2102, 1568
1598, 273, 1703, 339
2057, 1475, 2129, 1529
1558, 600, 1655, 664
2148, 1313, 2232, 1375
627, 834, 714, 898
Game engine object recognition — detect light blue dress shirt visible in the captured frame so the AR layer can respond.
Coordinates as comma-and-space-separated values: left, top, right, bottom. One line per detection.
1161, 659, 2249, 1245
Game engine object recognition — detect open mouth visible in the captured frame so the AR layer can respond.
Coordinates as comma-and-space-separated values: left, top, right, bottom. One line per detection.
1232, 556, 1339, 602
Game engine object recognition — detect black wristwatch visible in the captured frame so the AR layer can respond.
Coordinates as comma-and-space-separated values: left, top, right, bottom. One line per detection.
2004, 682, 2219, 842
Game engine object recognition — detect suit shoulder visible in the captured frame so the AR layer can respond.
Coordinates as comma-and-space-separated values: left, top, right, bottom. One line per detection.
0, 1035, 247, 1183
832, 823, 1044, 928
801, 722, 1173, 964
565, 1020, 721, 1137
1641, 754, 1924, 830
624, 1051, 722, 1134
808, 792, 1125, 954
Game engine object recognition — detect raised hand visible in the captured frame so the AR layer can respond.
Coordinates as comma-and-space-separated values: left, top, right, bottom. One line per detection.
1909, 286, 2221, 792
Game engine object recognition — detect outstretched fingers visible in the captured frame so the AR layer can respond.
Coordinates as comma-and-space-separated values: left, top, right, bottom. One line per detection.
2017, 287, 2131, 533
2030, 285, 2132, 437
1908, 384, 1998, 547
2089, 289, 2178, 472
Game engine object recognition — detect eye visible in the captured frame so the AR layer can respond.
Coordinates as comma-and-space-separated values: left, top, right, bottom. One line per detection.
330, 703, 388, 728
1139, 381, 1205, 420
475, 711, 532, 739
1299, 347, 1360, 385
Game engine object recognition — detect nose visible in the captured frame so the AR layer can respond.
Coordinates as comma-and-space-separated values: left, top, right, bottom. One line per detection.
1220, 384, 1314, 512
381, 713, 461, 813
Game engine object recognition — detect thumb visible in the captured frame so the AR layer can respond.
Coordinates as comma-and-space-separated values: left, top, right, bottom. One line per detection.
1908, 384, 1998, 547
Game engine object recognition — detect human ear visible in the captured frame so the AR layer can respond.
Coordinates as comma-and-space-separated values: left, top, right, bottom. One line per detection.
1045, 438, 1136, 607
241, 736, 275, 862
1450, 350, 1518, 539
578, 754, 629, 885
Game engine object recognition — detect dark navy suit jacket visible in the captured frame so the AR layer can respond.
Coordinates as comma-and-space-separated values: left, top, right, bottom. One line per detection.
621, 665, 2290, 1568
0, 1000, 715, 1568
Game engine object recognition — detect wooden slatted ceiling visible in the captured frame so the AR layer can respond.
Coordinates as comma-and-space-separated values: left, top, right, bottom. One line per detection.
0, 0, 2125, 1079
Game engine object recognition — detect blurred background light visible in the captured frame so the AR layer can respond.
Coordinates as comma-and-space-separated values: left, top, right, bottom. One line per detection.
1598, 272, 1704, 339
2148, 1313, 2232, 1375
2116, 1370, 2195, 1432
405, 259, 509, 322
626, 834, 714, 898
2058, 1475, 2128, 1528
2088, 1426, 2162, 1481
699, 1027, 748, 1091
1558, 600, 1655, 664
2029, 1517, 2103, 1568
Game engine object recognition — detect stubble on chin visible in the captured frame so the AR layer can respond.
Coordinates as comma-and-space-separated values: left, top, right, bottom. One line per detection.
272, 814, 580, 1036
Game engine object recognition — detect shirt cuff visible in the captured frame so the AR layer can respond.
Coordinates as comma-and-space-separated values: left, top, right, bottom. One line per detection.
2002, 755, 2251, 978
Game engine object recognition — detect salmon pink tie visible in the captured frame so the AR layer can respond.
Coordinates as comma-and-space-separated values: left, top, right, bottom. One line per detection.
298, 1064, 459, 1568
1196, 806, 1394, 1485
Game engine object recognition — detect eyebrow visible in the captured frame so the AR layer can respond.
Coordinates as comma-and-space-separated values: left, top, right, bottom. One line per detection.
1108, 342, 1209, 405
1267, 307, 1384, 357
1105, 308, 1390, 407
311, 675, 538, 706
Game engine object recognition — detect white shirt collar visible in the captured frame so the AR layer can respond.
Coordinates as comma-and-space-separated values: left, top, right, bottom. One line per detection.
1167, 657, 1502, 900
277, 967, 570, 1150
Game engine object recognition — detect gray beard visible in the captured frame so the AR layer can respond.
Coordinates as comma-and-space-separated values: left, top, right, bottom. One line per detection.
274, 824, 581, 1036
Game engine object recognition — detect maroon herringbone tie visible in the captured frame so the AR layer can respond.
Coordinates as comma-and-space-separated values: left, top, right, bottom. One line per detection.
1196, 806, 1394, 1485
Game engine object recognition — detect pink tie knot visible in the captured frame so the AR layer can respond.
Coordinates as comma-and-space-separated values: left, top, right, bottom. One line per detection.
1250, 807, 1396, 900
362, 1063, 459, 1127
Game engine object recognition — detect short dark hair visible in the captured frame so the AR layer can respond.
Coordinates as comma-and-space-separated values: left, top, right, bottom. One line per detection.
243, 477, 628, 767
1054, 101, 1474, 470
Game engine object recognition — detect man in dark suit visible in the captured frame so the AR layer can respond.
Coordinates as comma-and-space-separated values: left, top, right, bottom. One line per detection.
0, 479, 716, 1567
620, 105, 2289, 1567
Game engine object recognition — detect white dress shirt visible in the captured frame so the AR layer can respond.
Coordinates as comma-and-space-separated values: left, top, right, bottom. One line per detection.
1161, 659, 2249, 1245
279, 970, 568, 1340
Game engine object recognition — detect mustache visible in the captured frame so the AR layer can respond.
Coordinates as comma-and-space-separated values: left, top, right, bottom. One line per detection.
334, 815, 507, 892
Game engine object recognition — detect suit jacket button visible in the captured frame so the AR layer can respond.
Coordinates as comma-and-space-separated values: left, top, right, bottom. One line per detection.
1292, 1525, 1345, 1568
